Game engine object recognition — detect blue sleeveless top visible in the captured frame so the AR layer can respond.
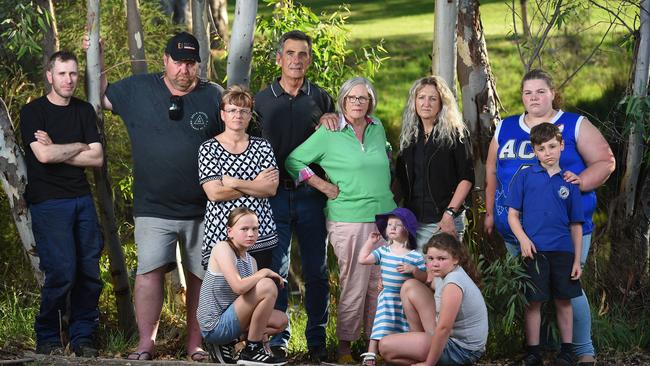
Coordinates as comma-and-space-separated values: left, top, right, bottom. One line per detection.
494, 110, 596, 243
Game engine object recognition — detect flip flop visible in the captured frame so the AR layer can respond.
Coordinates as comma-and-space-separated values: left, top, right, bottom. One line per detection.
126, 351, 153, 360
189, 350, 210, 362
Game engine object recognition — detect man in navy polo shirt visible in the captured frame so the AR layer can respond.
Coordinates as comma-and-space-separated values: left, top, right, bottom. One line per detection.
506, 122, 584, 366
253, 30, 334, 363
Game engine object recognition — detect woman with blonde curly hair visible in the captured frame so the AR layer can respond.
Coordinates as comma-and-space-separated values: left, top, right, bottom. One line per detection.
395, 76, 474, 248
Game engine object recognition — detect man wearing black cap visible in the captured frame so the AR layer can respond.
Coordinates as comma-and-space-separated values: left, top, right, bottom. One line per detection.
87, 31, 222, 361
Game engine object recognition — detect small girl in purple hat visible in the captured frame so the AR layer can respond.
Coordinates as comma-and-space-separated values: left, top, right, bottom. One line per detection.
358, 207, 427, 366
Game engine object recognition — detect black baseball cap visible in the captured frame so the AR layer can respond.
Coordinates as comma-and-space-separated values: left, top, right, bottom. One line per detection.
165, 32, 201, 62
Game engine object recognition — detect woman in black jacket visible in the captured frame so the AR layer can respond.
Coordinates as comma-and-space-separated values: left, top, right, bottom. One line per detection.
394, 76, 474, 249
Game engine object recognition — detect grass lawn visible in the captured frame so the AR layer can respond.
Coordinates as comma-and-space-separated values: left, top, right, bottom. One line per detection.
255, 0, 634, 146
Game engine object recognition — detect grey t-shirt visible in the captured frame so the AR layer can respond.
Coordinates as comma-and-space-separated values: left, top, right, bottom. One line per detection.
106, 73, 223, 219
434, 266, 488, 351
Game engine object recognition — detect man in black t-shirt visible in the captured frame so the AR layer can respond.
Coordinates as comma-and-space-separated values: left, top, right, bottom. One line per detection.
87, 32, 221, 361
20, 51, 104, 357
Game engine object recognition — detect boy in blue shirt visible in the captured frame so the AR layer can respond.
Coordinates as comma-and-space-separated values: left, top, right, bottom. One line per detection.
506, 122, 583, 366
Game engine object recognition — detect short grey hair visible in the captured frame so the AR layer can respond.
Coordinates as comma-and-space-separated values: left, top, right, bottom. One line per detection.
336, 76, 377, 116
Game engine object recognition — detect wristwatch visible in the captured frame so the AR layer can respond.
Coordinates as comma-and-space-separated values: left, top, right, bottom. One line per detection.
444, 207, 459, 218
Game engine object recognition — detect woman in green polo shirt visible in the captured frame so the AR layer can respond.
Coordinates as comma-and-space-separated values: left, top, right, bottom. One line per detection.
285, 76, 396, 362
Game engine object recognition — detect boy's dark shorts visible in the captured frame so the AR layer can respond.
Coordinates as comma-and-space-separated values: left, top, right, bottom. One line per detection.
524, 251, 582, 302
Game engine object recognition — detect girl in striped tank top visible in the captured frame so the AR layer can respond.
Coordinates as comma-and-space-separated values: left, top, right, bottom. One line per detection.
198, 207, 288, 365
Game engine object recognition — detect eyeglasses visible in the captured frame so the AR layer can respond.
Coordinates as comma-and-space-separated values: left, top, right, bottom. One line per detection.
223, 108, 252, 116
345, 95, 370, 105
169, 95, 183, 121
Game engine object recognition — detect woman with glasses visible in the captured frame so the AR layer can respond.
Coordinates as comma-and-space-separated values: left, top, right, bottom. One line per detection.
395, 76, 474, 248
286, 76, 396, 362
199, 85, 280, 271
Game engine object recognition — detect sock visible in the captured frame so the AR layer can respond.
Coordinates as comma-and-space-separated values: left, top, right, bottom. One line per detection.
527, 344, 541, 357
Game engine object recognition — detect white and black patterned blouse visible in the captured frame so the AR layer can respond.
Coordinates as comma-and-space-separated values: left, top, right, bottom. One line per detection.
199, 136, 278, 268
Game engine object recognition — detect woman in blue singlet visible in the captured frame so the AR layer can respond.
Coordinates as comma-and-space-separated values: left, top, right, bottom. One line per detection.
484, 69, 615, 365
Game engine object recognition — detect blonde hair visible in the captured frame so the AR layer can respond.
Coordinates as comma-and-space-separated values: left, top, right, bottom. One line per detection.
225, 207, 257, 257
399, 76, 467, 150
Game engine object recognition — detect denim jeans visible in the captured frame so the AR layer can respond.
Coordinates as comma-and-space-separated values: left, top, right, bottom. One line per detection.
415, 212, 467, 251
30, 195, 104, 348
269, 185, 329, 348
505, 234, 595, 357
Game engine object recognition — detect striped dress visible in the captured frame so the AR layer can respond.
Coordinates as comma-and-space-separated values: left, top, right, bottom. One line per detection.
370, 245, 426, 340
197, 251, 255, 333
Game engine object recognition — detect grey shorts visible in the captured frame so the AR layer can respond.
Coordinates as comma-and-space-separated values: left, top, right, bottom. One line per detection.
134, 216, 206, 278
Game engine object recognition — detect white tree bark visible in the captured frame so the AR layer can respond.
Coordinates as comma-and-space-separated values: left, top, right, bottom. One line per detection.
0, 98, 44, 286
456, 0, 501, 190
192, 0, 211, 79
227, 0, 257, 87
126, 0, 147, 75
620, 0, 650, 216
432, 0, 458, 95
86, 0, 136, 335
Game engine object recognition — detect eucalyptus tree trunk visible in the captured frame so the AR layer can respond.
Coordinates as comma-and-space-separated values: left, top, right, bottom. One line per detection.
0, 98, 44, 286
210, 0, 229, 47
620, 0, 649, 218
432, 0, 458, 95
126, 0, 147, 75
192, 0, 211, 79
86, 0, 136, 335
456, 0, 501, 191
36, 0, 59, 93
606, 0, 650, 301
623, 0, 650, 280
227, 0, 257, 87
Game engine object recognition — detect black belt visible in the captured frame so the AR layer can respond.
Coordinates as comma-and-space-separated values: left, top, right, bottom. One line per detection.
281, 178, 304, 190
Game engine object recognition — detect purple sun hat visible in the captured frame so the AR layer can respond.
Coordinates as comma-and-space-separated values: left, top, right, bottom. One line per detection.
375, 207, 419, 247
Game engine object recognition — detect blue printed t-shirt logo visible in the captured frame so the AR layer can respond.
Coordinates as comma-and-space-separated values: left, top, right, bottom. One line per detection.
190, 111, 208, 130
558, 186, 570, 200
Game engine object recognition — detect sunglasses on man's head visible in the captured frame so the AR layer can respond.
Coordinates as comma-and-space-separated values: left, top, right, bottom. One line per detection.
169, 95, 183, 121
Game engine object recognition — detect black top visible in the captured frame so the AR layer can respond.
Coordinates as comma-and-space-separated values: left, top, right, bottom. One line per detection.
395, 126, 475, 223
253, 78, 335, 181
106, 73, 223, 219
20, 96, 100, 204
411, 135, 437, 222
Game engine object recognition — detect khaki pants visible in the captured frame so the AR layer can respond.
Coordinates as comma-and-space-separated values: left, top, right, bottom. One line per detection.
326, 220, 381, 341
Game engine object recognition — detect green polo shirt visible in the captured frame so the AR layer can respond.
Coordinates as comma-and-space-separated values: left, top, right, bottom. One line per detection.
285, 115, 396, 222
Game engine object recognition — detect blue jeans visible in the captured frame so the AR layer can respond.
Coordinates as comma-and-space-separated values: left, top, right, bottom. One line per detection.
269, 185, 329, 348
438, 338, 484, 365
201, 303, 241, 345
506, 234, 595, 357
30, 195, 104, 348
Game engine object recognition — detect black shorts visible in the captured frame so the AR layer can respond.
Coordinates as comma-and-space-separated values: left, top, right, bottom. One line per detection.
524, 251, 582, 302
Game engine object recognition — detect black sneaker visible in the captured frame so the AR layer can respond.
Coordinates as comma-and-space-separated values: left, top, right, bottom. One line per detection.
206, 341, 239, 364
510, 353, 543, 366
72, 341, 99, 358
36, 343, 65, 356
269, 345, 288, 360
308, 345, 328, 364
553, 352, 574, 366
238, 343, 287, 366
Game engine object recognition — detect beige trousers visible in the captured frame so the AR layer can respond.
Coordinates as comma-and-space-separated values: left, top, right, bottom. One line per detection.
326, 220, 381, 341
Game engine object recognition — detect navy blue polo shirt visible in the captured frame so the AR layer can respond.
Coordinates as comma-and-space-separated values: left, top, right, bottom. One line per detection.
505, 164, 584, 253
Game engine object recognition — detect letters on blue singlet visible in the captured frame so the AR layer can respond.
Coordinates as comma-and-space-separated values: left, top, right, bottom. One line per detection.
493, 111, 596, 243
